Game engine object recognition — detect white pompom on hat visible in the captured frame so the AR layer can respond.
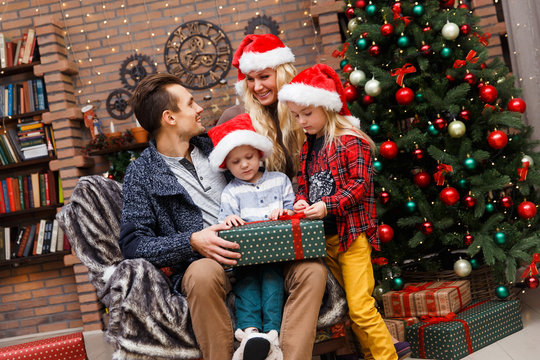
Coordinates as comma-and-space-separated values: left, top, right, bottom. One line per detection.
208, 113, 274, 171
278, 63, 360, 128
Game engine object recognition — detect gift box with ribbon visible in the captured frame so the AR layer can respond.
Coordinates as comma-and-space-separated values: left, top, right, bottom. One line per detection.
219, 218, 326, 267
0, 332, 86, 360
382, 280, 471, 318
406, 300, 523, 360
383, 317, 419, 342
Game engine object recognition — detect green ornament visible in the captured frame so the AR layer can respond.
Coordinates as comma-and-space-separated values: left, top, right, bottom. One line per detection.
495, 285, 510, 299
441, 47, 452, 58
340, 59, 349, 69
463, 157, 477, 170
415, 92, 424, 102
485, 203, 495, 213
366, 4, 377, 16
369, 123, 381, 136
392, 277, 404, 290
428, 124, 439, 135
412, 4, 424, 16
494, 231, 506, 245
470, 258, 479, 270
405, 200, 417, 213
373, 285, 386, 302
397, 35, 410, 48
373, 160, 383, 172
356, 37, 368, 50
457, 179, 468, 190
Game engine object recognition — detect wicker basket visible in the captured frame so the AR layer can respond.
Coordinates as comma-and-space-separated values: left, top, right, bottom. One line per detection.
402, 265, 520, 301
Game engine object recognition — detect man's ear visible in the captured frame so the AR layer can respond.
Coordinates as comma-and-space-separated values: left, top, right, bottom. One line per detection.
162, 110, 176, 125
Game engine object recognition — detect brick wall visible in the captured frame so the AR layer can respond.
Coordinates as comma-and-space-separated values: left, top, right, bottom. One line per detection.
471, 0, 509, 62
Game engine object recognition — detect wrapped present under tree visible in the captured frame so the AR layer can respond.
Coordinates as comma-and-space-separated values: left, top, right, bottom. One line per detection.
0, 332, 86, 360
383, 317, 419, 342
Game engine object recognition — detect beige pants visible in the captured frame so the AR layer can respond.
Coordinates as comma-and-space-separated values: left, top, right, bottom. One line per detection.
182, 258, 327, 360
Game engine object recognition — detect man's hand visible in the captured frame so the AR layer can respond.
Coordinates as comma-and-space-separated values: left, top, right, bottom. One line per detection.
269, 209, 294, 220
223, 214, 245, 227
190, 223, 241, 266
293, 200, 309, 213
303, 201, 327, 219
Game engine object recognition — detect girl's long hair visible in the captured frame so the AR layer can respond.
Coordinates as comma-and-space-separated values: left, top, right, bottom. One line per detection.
322, 109, 376, 152
238, 63, 305, 174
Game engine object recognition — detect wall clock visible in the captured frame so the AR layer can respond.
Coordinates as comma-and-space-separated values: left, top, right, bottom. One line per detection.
164, 20, 233, 90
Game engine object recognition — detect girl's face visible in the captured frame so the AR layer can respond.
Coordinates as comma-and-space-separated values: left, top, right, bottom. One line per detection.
287, 103, 327, 138
225, 145, 262, 183
246, 68, 278, 106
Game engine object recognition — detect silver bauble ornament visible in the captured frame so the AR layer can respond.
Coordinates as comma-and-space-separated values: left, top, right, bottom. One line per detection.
349, 69, 366, 86
522, 155, 534, 167
373, 285, 386, 302
365, 77, 381, 97
442, 21, 460, 40
348, 18, 359, 33
448, 120, 466, 138
454, 259, 472, 277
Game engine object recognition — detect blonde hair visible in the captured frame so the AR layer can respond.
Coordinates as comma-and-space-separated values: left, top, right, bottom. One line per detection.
238, 63, 305, 173
322, 109, 376, 152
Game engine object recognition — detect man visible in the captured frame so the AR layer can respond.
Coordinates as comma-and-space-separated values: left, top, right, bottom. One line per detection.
119, 73, 327, 360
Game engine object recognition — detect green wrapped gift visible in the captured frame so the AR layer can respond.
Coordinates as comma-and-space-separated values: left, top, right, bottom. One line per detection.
219, 219, 326, 267
406, 300, 523, 360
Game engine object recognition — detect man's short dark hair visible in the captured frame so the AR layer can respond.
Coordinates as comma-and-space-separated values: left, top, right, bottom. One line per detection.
130, 73, 184, 136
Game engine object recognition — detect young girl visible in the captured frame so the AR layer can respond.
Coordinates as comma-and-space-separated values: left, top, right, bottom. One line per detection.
278, 64, 398, 360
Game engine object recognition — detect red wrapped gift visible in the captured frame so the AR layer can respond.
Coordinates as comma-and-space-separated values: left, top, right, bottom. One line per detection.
383, 317, 419, 341
0, 332, 86, 360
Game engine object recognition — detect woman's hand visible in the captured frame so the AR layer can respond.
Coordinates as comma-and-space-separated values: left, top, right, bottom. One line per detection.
303, 201, 327, 219
190, 223, 241, 266
269, 209, 295, 220
223, 215, 245, 227
293, 200, 309, 213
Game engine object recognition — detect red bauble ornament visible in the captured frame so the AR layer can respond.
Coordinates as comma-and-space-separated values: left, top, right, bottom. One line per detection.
487, 130, 508, 149
440, 187, 460, 206
108, 174, 114, 179
464, 234, 474, 246
362, 95, 375, 106
391, 2, 401, 12
433, 117, 447, 130
355, 0, 367, 9
420, 221, 434, 235
526, 275, 540, 289
414, 172, 431, 188
362, 32, 369, 38
479, 84, 498, 103
440, 0, 455, 8
381, 23, 394, 36
423, 26, 432, 32
507, 98, 527, 113
459, 4, 469, 9
346, 7, 356, 19
396, 87, 414, 105
344, 85, 359, 102
378, 224, 394, 243
459, 109, 471, 121
480, 63, 487, 69
501, 196, 513, 209
378, 191, 391, 204
369, 44, 381, 56
343, 81, 351, 88
380, 141, 398, 159
460, 24, 471, 35
342, 64, 354, 73
446, 74, 455, 82
412, 148, 424, 161
464, 72, 477, 85
517, 201, 537, 220
463, 195, 477, 208
477, 82, 485, 88
420, 44, 432, 56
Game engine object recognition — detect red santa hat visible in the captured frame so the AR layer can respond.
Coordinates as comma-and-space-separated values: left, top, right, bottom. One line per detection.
278, 63, 360, 128
208, 113, 274, 171
233, 34, 295, 93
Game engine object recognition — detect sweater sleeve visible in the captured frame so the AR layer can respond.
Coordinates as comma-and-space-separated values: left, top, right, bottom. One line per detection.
217, 185, 240, 222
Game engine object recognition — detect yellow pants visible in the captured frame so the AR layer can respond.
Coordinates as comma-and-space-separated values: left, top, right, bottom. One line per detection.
325, 233, 397, 360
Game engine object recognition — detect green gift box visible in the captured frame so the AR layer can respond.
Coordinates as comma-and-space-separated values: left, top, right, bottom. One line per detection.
406, 300, 523, 360
219, 219, 326, 266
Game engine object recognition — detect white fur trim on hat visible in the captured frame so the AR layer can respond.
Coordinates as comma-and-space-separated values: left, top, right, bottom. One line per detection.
235, 80, 245, 96
278, 83, 343, 112
346, 115, 361, 128
238, 46, 295, 75
208, 130, 274, 171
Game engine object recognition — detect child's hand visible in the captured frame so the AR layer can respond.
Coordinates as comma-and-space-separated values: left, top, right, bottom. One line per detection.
303, 201, 327, 219
269, 209, 295, 220
223, 215, 245, 227
293, 200, 309, 213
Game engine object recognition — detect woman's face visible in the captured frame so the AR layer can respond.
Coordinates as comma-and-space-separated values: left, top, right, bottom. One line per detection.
246, 68, 278, 106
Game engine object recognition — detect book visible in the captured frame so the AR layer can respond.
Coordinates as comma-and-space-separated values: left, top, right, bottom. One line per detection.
1, 133, 21, 163
21, 29, 35, 64
56, 224, 64, 251
11, 177, 20, 211
1, 179, 10, 212
0, 227, 4, 261
5, 177, 16, 212
39, 173, 45, 206
26, 175, 34, 208
22, 81, 30, 114
34, 78, 46, 110
0, 32, 7, 68
4, 226, 11, 260
22, 143, 48, 160
0, 183, 5, 213
57, 177, 63, 204
27, 80, 35, 112
63, 233, 70, 251
11, 226, 26, 258
42, 220, 53, 254
31, 173, 40, 208
17, 175, 25, 210
22, 175, 30, 209
7, 83, 13, 116
50, 219, 59, 253
6, 41, 14, 67
44, 170, 57, 205
13, 39, 22, 67
17, 33, 27, 66
17, 225, 32, 257
0, 136, 9, 165
6, 128, 24, 161
35, 219, 46, 255
23, 223, 37, 257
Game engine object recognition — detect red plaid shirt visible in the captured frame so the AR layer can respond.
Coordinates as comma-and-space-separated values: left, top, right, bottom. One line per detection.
296, 135, 379, 252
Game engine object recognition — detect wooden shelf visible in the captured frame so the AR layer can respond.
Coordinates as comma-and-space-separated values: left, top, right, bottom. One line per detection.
88, 141, 148, 156
0, 204, 63, 226
0, 109, 47, 122
0, 156, 55, 173
0, 250, 70, 268
0, 62, 39, 77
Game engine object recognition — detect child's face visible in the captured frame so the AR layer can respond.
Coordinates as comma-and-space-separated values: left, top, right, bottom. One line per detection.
287, 103, 327, 138
225, 145, 262, 183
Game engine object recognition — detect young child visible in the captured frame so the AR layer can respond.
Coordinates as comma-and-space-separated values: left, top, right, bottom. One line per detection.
207, 113, 294, 359
278, 63, 399, 360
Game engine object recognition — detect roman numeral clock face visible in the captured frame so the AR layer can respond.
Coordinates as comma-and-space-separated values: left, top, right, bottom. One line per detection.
164, 20, 232, 90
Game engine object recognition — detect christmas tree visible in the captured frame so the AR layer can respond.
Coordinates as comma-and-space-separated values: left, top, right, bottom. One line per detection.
338, 0, 540, 298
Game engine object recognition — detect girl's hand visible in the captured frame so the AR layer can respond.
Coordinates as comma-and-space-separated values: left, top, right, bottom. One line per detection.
269, 209, 295, 220
223, 215, 245, 227
303, 201, 327, 219
293, 200, 309, 213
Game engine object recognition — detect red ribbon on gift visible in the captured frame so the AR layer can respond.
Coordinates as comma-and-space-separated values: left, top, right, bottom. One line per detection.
249, 214, 306, 260
474, 32, 491, 46
372, 257, 388, 265
433, 164, 453, 186
332, 42, 349, 58
391, 64, 416, 87
521, 253, 540, 278
418, 312, 473, 357
518, 160, 530, 181
392, 6, 411, 26
453, 50, 479, 68
422, 281, 464, 315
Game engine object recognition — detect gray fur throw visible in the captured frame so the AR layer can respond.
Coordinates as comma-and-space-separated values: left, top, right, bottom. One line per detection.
56, 175, 347, 359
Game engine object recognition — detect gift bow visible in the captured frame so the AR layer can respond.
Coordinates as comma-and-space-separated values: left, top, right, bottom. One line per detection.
371, 257, 388, 265
518, 160, 530, 181
474, 32, 491, 46
420, 312, 457, 324
521, 253, 540, 278
453, 50, 479, 68
433, 164, 454, 186
392, 6, 411, 26
402, 283, 432, 293
391, 64, 416, 86
332, 42, 349, 58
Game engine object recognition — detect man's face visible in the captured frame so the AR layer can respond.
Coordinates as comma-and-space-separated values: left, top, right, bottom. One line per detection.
167, 84, 205, 138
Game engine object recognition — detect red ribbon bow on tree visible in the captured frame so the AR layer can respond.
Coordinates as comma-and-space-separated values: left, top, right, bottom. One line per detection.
392, 6, 412, 26
433, 164, 454, 186
518, 160, 530, 181
371, 257, 388, 266
453, 50, 479, 68
474, 32, 491, 46
521, 253, 540, 278
391, 63, 416, 86
332, 42, 349, 58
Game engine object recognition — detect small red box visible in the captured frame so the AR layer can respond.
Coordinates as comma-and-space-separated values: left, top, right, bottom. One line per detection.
0, 332, 86, 360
